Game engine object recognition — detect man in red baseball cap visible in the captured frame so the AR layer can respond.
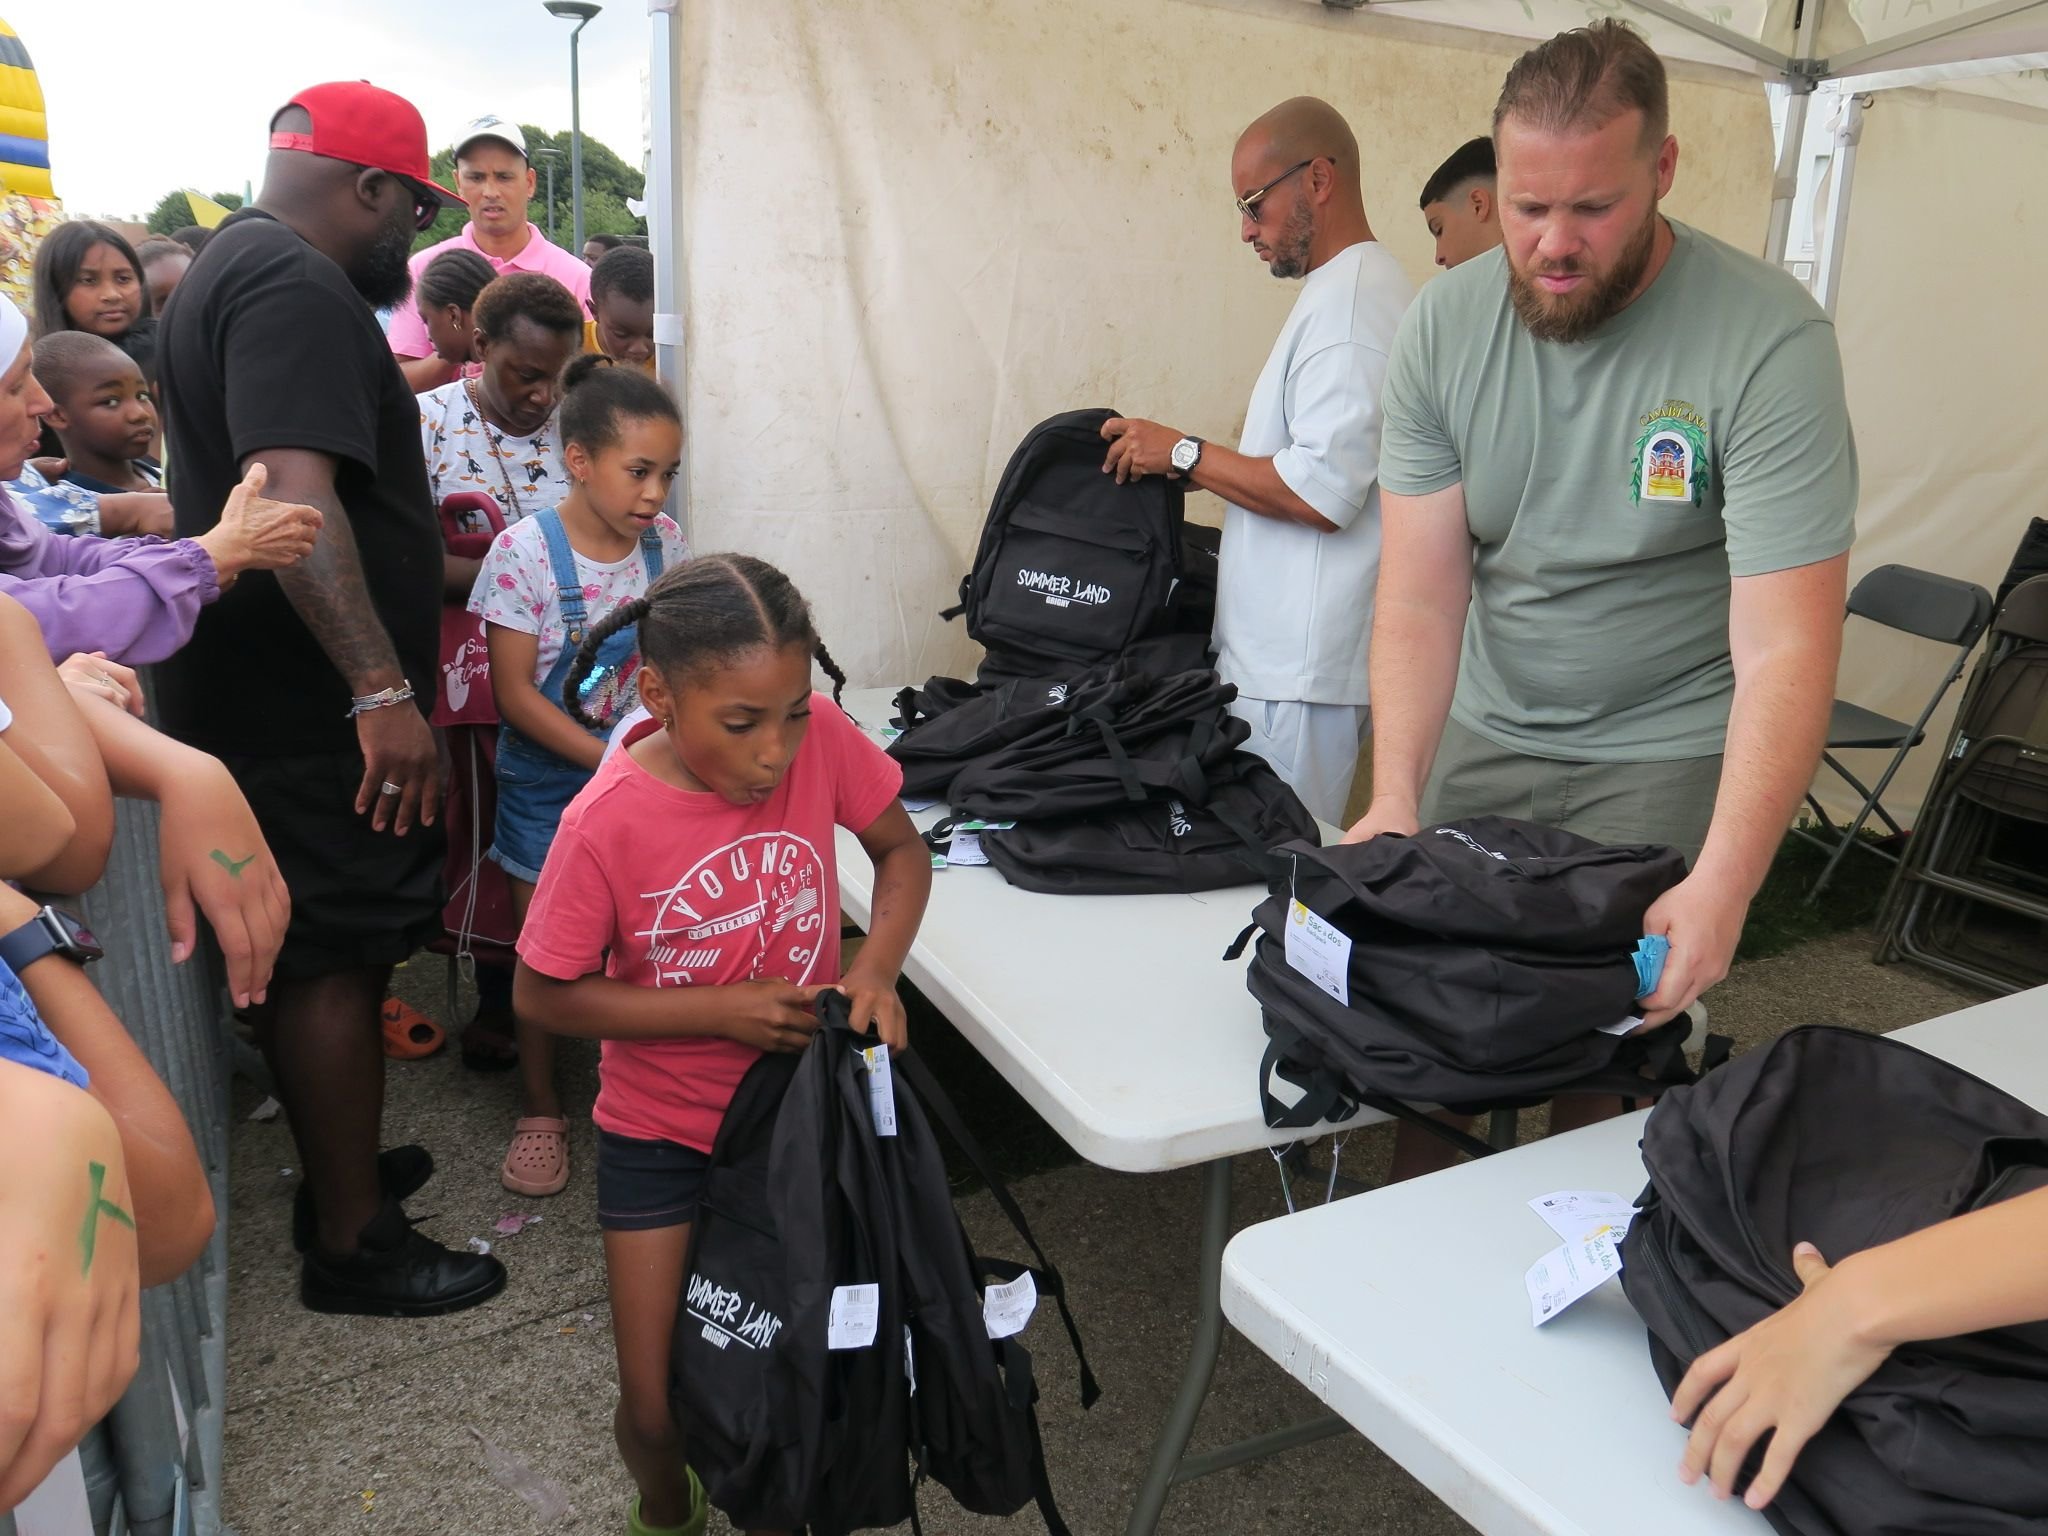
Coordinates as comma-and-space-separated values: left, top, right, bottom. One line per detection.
157, 82, 506, 1318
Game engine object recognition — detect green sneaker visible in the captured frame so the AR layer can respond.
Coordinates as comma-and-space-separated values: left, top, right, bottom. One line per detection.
626, 1469, 708, 1536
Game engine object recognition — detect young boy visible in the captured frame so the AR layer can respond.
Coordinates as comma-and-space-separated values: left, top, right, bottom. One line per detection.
583, 245, 655, 372
1418, 135, 1501, 271
31, 331, 163, 494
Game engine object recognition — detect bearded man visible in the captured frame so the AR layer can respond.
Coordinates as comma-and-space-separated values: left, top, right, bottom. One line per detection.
1349, 20, 1856, 1065
1100, 97, 1414, 824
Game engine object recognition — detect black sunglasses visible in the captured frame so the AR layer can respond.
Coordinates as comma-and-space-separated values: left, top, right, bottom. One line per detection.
1235, 159, 1315, 221
400, 179, 444, 232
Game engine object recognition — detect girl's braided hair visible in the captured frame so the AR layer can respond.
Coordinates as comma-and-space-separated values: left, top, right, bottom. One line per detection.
564, 553, 847, 730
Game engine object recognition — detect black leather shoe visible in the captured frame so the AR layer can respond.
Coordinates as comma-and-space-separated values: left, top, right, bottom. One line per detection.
300, 1199, 506, 1317
291, 1145, 434, 1253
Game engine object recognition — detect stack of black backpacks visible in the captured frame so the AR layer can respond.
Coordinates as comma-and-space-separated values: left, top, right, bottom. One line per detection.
894, 407, 1317, 896
1238, 817, 1718, 1144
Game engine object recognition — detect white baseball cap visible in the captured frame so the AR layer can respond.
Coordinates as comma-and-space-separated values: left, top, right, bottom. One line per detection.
454, 115, 527, 161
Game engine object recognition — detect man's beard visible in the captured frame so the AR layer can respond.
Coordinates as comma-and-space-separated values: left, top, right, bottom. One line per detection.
1266, 197, 1316, 280
1507, 203, 1659, 343
350, 215, 417, 310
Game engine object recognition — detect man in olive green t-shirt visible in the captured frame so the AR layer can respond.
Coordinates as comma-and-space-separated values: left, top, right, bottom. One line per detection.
1346, 22, 1856, 1039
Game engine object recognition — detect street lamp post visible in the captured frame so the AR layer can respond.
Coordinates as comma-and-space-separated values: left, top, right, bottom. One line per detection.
534, 145, 564, 241
543, 0, 602, 253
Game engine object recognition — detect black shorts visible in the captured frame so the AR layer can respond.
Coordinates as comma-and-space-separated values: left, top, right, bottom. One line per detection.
596, 1129, 711, 1231
222, 749, 445, 980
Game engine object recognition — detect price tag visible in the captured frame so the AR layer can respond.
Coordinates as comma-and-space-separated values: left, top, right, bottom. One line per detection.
983, 1271, 1039, 1340
946, 831, 990, 866
1284, 899, 1351, 1006
1525, 1232, 1624, 1326
862, 1045, 898, 1137
828, 1283, 879, 1349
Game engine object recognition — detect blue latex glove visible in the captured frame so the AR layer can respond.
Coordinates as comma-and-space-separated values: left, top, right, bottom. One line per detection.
1632, 934, 1671, 999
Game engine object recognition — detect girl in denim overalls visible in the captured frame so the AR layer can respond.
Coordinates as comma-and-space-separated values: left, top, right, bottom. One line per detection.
467, 355, 689, 1197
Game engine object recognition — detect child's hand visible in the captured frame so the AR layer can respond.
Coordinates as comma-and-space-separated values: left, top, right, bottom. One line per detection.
1671, 1242, 1890, 1510
837, 967, 909, 1053
726, 981, 831, 1054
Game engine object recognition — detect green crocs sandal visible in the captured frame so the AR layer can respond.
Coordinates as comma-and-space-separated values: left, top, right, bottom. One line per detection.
627, 1469, 707, 1536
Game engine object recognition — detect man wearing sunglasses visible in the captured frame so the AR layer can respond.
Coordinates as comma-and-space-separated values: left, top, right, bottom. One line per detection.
1101, 96, 1413, 824
157, 83, 509, 1317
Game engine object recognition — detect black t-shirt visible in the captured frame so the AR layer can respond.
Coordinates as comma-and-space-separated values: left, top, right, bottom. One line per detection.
158, 208, 438, 757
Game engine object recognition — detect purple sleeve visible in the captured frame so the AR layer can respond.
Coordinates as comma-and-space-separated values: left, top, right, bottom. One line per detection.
0, 507, 221, 664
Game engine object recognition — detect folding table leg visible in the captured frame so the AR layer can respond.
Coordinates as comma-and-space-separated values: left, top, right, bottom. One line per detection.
1123, 1156, 1347, 1536
1125, 1157, 1234, 1536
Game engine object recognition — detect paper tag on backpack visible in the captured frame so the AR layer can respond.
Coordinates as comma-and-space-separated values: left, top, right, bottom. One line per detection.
983, 1271, 1038, 1340
1525, 1231, 1624, 1326
861, 1045, 898, 1137
945, 831, 990, 866
1285, 900, 1351, 1007
828, 1283, 880, 1349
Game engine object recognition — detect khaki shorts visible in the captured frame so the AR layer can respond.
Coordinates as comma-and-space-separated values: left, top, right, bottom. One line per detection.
1421, 717, 1722, 867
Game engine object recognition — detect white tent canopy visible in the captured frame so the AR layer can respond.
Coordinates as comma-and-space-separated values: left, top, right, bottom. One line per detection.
645, 0, 2046, 824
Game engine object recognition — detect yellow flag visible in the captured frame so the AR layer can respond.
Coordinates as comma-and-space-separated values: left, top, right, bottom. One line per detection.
184, 189, 232, 229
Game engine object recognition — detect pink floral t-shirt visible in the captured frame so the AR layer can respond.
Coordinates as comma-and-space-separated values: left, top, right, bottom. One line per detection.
467, 513, 690, 686
518, 701, 903, 1150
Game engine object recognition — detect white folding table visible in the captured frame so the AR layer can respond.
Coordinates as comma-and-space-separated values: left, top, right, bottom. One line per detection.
832, 688, 1376, 1534
1220, 985, 2046, 1536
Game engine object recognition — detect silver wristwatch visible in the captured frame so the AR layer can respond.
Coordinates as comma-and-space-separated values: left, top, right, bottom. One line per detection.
1170, 436, 1204, 474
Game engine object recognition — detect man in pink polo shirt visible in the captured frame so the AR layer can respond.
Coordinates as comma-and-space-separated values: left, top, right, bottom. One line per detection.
388, 115, 591, 391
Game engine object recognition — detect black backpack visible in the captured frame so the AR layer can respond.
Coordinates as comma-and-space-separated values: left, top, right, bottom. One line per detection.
945, 669, 1244, 823
886, 664, 1149, 799
672, 995, 1097, 1535
981, 752, 1318, 895
1241, 819, 1706, 1130
947, 408, 1190, 680
1620, 1025, 2048, 1535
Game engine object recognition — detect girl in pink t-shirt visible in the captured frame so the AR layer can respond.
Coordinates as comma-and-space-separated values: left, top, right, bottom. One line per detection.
516, 555, 931, 1536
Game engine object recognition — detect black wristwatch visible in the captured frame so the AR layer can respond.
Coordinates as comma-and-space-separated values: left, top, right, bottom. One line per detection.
0, 906, 104, 973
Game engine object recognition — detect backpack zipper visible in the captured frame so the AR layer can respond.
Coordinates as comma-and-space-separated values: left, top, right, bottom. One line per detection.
1629, 1196, 1713, 1363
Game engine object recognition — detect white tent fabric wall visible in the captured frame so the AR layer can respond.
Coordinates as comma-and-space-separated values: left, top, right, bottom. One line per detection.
673, 0, 1775, 691
1820, 86, 2048, 822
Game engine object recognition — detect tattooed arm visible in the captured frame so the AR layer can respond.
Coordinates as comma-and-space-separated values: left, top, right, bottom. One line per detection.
245, 449, 441, 836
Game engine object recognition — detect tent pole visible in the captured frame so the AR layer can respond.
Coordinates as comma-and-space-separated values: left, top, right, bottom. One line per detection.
1825, 0, 2048, 76
647, 0, 690, 544
1763, 0, 1826, 267
1625, 0, 1793, 72
1812, 92, 1866, 316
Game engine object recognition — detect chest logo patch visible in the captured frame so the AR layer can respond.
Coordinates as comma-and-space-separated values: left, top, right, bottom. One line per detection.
1630, 400, 1711, 507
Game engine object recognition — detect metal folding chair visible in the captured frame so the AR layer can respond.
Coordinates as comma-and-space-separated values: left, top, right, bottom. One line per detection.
1797, 564, 1992, 902
1876, 575, 2048, 993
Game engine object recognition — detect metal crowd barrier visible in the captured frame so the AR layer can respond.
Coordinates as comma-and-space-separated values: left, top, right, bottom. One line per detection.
1, 792, 232, 1536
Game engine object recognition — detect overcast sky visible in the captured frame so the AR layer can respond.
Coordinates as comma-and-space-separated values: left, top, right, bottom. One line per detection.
10, 0, 651, 219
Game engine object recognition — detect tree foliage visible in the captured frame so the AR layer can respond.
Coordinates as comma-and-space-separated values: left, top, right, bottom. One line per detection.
145, 190, 245, 235
412, 125, 645, 252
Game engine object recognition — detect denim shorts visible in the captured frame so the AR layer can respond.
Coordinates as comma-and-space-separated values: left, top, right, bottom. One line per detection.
488, 734, 592, 884
595, 1129, 712, 1231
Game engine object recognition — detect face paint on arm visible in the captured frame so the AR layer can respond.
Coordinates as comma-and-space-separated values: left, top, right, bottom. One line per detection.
209, 850, 257, 879
78, 1159, 136, 1275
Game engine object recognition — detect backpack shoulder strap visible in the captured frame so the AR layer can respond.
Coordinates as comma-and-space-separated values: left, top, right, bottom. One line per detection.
894, 1047, 1101, 1409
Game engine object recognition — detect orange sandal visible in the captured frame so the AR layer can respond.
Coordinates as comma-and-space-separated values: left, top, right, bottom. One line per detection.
380, 998, 446, 1060
501, 1116, 570, 1197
